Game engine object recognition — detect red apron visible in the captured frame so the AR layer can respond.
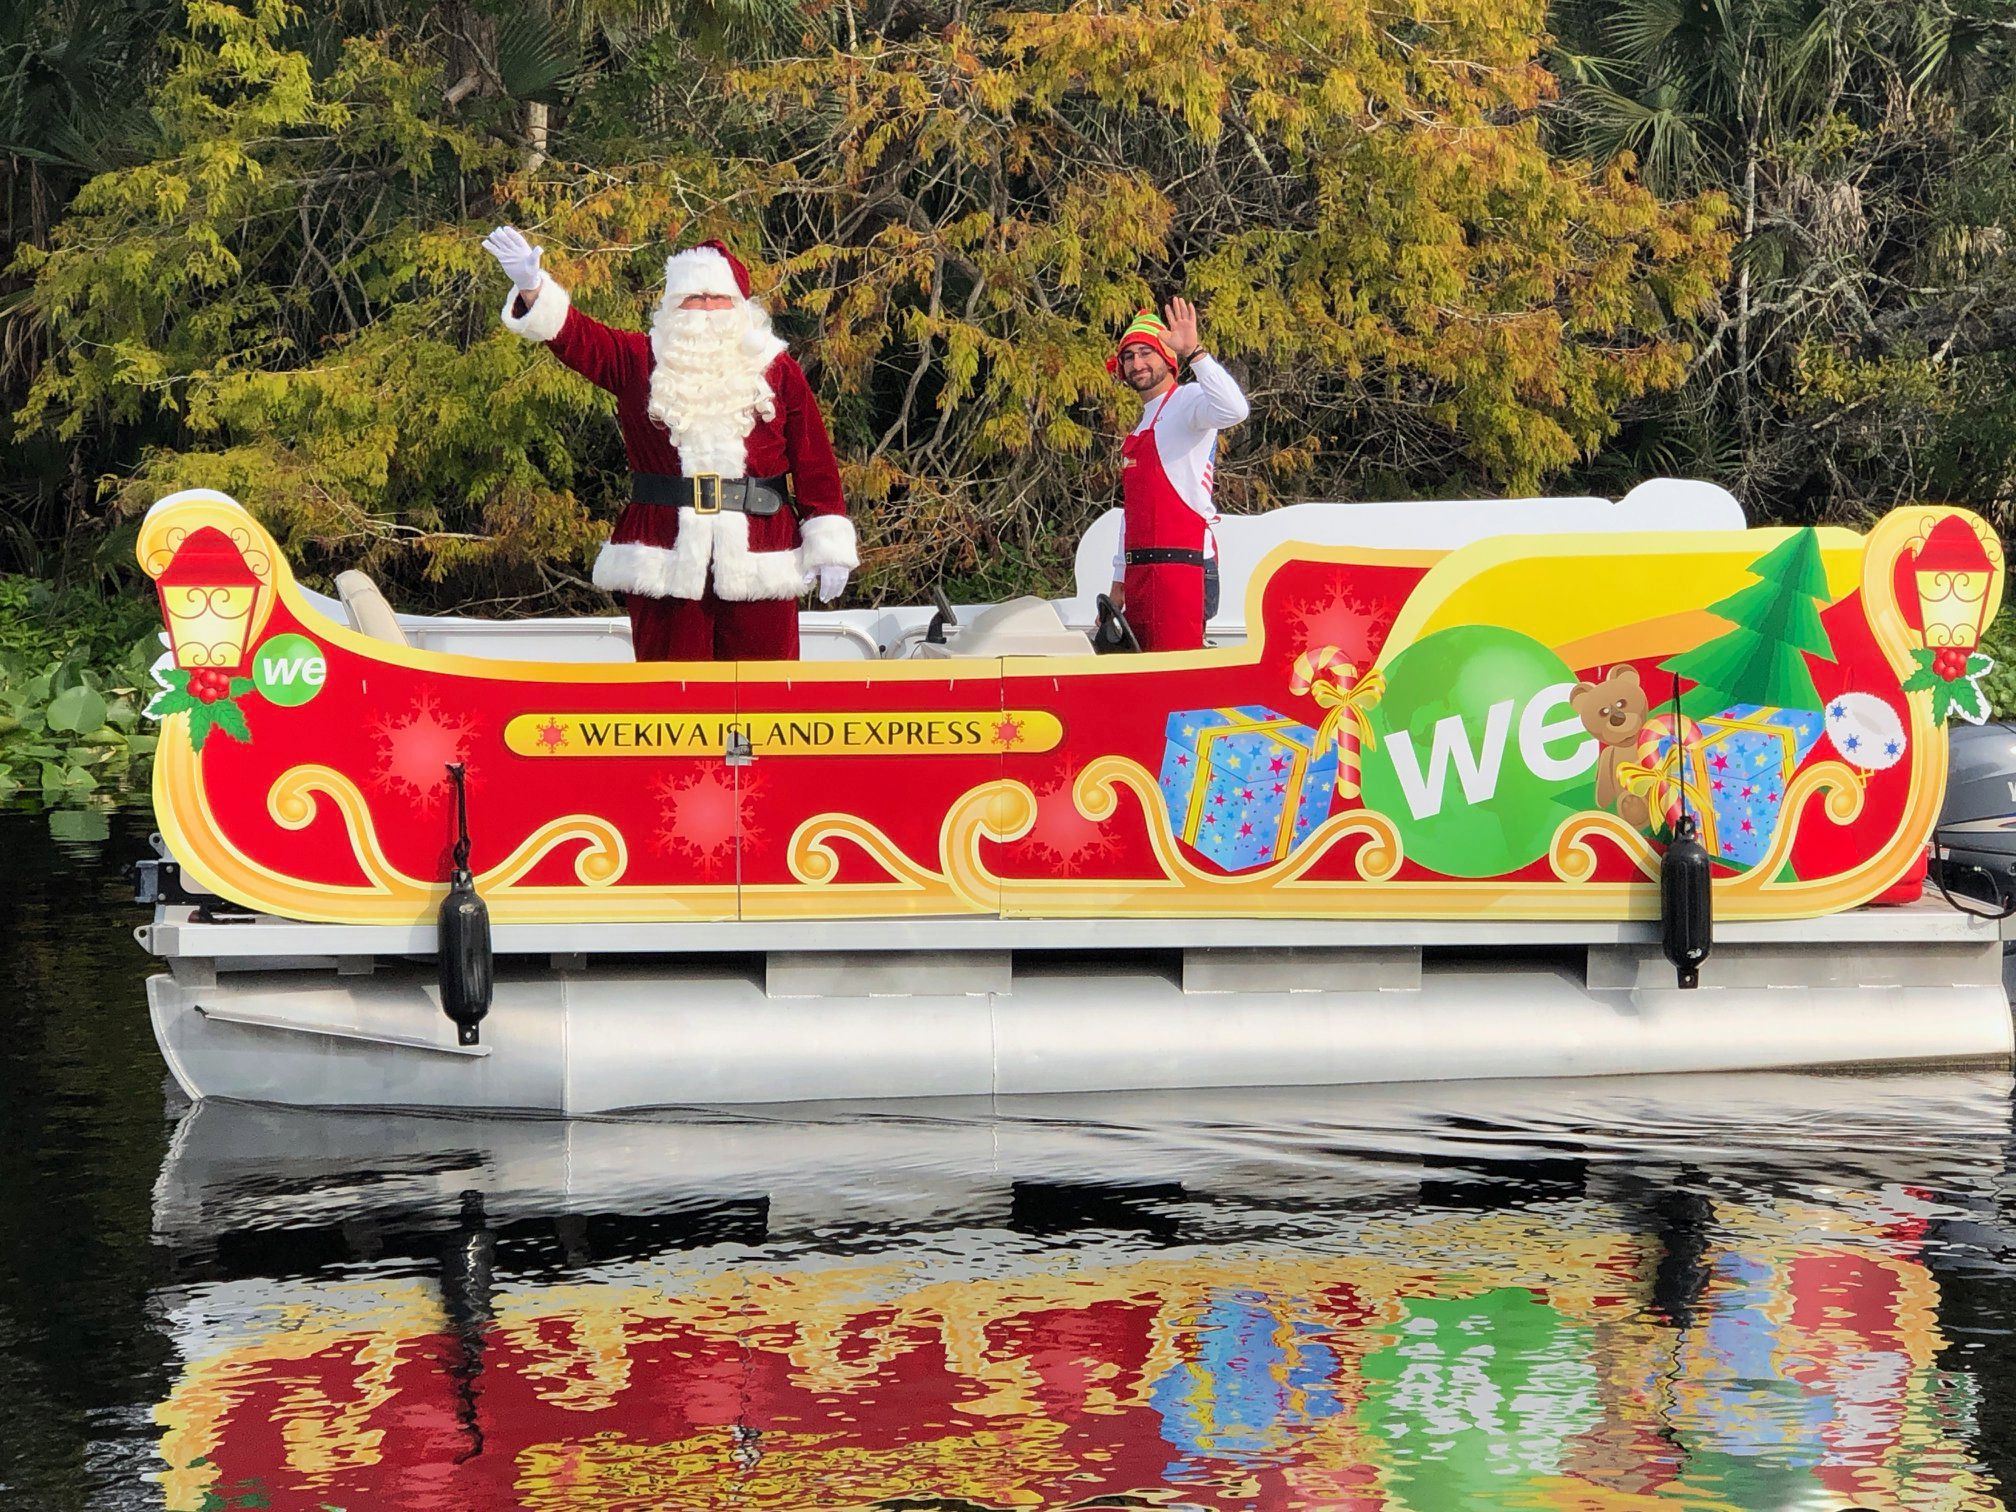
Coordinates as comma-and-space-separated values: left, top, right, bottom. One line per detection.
1120, 393, 1206, 652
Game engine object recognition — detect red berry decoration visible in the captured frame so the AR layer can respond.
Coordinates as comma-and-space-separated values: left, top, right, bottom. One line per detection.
1932, 647, 1970, 682
189, 669, 230, 704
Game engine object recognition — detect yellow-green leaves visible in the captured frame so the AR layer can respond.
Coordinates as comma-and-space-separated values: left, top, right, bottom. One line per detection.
13, 0, 1729, 608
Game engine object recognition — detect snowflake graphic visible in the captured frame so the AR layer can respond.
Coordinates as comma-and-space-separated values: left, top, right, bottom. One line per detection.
1020, 770, 1121, 874
1284, 586, 1396, 667
371, 694, 477, 808
535, 719, 568, 752
656, 766, 761, 876
990, 717, 1025, 750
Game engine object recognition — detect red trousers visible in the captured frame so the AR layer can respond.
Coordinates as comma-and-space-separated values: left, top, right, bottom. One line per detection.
626, 591, 800, 662
1123, 562, 1205, 652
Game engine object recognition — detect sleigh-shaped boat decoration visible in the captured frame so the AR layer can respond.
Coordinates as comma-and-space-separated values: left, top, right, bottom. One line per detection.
139, 488, 2002, 926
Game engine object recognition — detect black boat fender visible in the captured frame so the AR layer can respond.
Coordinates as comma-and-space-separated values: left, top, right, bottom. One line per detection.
1661, 810, 1714, 989
439, 762, 494, 1046
1658, 678, 1713, 988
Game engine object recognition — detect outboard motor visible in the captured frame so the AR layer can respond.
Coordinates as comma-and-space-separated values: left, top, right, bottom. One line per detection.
1931, 720, 2016, 917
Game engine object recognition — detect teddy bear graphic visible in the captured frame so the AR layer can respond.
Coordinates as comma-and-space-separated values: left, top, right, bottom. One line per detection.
1570, 664, 1651, 829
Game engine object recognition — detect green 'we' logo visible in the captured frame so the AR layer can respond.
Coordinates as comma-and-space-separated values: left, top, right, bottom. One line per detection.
251, 634, 327, 708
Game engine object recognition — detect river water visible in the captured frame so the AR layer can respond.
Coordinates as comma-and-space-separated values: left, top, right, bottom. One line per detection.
7, 808, 2016, 1510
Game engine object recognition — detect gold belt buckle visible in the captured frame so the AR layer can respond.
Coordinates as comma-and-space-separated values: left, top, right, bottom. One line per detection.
690, 474, 722, 515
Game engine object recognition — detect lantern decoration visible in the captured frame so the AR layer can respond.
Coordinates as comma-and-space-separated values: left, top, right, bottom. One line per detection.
1893, 512, 2004, 724
154, 526, 268, 674
1913, 515, 1998, 651
1823, 692, 1907, 785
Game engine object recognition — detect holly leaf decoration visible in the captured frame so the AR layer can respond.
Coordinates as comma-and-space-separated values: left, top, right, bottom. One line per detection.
1899, 647, 1942, 694
187, 703, 216, 751
145, 667, 199, 720
1947, 673, 1992, 725
1905, 647, 1998, 722
228, 676, 255, 700
207, 697, 252, 745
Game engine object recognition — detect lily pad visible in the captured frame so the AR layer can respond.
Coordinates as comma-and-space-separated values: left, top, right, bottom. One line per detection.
46, 685, 108, 735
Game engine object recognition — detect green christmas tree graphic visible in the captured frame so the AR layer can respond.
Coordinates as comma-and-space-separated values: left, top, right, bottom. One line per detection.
1661, 526, 1835, 714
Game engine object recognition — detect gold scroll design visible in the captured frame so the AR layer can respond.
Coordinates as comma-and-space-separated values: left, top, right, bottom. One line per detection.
154, 743, 685, 924
777, 812, 966, 916
160, 720, 1882, 929
504, 746, 1865, 919
939, 755, 1402, 916
1553, 742, 1711, 886
269, 765, 628, 897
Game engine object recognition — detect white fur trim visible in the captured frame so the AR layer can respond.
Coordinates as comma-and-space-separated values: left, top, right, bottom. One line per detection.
796, 513, 859, 573
501, 278, 570, 343
708, 510, 814, 601
662, 246, 743, 303
592, 507, 805, 601
593, 508, 712, 599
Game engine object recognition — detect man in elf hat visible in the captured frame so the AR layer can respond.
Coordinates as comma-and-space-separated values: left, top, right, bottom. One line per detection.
1106, 298, 1248, 652
482, 225, 856, 661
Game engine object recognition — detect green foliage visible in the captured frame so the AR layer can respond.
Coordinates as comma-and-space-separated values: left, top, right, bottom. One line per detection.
733, 0, 1729, 591
1550, 0, 2016, 531
1978, 606, 2016, 720
0, 578, 160, 808
4, 0, 1727, 613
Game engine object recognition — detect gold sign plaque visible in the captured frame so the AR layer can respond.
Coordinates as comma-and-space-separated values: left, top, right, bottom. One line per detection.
504, 709, 1062, 758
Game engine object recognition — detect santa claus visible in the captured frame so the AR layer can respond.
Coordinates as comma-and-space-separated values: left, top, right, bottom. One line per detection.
482, 225, 857, 661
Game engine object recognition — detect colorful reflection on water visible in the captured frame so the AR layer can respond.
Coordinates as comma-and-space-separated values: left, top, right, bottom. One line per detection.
150, 1078, 2016, 1510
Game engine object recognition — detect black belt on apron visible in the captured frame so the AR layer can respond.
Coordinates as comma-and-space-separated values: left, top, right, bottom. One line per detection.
1125, 547, 1206, 567
631, 472, 789, 516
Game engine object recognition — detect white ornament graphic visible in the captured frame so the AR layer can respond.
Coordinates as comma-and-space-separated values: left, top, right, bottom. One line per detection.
1823, 692, 1907, 773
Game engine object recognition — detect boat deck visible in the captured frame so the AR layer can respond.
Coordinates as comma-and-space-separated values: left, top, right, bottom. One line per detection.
141, 894, 2012, 962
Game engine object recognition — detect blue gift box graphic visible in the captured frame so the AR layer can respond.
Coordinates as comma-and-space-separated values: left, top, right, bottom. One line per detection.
1159, 706, 1338, 872
1693, 703, 1822, 869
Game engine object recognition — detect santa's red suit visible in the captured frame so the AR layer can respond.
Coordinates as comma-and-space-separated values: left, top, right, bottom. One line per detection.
501, 241, 856, 661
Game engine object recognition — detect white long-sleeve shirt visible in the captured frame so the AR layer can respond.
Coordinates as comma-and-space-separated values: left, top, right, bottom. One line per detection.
1112, 355, 1250, 579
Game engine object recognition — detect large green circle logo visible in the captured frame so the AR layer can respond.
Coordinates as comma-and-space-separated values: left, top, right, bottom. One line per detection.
1358, 625, 1597, 877
251, 634, 328, 707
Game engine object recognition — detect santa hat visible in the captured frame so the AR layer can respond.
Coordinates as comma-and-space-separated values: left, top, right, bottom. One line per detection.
662, 238, 753, 302
1106, 309, 1178, 373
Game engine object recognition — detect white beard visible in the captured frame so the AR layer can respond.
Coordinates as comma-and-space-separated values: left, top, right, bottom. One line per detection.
645, 300, 788, 475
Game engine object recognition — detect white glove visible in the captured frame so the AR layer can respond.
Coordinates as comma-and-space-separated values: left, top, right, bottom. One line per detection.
806, 565, 850, 602
482, 225, 544, 293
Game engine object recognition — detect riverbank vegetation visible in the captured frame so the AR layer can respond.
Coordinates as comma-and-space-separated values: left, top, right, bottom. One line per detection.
3, 0, 2015, 804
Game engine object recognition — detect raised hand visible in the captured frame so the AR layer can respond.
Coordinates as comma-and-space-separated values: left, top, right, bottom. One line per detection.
1162, 296, 1200, 359
482, 225, 544, 292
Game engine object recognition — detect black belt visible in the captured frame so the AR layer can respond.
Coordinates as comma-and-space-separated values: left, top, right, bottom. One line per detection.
1126, 547, 1206, 567
631, 472, 788, 516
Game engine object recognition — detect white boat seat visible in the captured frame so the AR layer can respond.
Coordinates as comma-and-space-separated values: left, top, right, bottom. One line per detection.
333, 570, 409, 646
909, 596, 1090, 658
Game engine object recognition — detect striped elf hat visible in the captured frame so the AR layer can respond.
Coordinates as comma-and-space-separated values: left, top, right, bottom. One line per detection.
1107, 309, 1179, 373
